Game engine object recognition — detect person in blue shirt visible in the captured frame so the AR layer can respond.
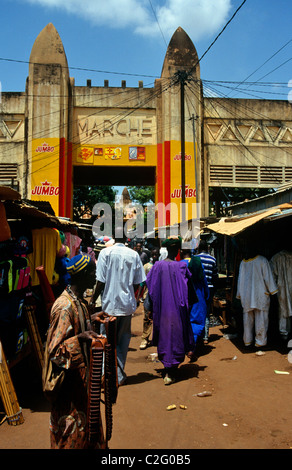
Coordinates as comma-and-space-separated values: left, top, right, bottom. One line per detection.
180, 249, 209, 358
196, 240, 218, 344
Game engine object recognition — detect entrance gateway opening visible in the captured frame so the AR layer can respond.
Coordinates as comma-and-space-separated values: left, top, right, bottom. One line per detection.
73, 165, 157, 240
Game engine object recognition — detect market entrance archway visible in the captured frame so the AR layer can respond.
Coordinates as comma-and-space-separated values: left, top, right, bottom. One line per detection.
73, 165, 156, 240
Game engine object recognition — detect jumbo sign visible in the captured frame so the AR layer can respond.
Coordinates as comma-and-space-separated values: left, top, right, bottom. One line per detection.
31, 180, 59, 196
31, 138, 60, 215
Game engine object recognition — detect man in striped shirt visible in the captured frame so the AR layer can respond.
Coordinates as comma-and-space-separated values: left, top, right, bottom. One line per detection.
196, 240, 218, 344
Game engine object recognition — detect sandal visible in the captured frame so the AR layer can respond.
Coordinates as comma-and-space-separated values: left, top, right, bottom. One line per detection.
163, 374, 175, 385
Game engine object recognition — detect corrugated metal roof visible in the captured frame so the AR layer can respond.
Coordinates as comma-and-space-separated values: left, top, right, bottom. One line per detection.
206, 204, 292, 236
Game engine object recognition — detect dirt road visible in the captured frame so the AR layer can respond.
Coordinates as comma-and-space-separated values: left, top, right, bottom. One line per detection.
1, 304, 292, 450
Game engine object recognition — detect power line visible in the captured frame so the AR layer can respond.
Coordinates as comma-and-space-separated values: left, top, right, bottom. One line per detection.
188, 78, 292, 167
203, 81, 287, 99
185, 83, 292, 205
185, 0, 248, 80
199, 0, 247, 63
202, 79, 289, 87
16, 76, 177, 181
254, 56, 292, 83
3, 0, 290, 194
226, 37, 292, 96
0, 56, 159, 80
0, 76, 172, 162
148, 0, 168, 48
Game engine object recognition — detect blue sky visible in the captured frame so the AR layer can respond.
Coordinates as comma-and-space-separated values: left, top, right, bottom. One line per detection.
1, 0, 292, 101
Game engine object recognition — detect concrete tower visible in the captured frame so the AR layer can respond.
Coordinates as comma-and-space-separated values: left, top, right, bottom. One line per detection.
156, 27, 203, 224
27, 23, 71, 216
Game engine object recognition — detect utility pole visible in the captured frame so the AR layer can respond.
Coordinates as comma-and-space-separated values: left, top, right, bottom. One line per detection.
191, 113, 199, 203
177, 70, 188, 223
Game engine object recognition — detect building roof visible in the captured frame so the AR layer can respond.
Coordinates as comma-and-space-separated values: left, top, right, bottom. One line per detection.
206, 203, 292, 236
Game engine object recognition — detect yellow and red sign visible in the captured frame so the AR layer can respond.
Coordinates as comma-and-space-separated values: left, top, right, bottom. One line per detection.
30, 136, 198, 225
31, 138, 60, 215
77, 147, 94, 164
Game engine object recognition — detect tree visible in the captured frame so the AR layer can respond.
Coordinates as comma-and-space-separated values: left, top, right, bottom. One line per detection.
127, 186, 155, 206
73, 185, 117, 222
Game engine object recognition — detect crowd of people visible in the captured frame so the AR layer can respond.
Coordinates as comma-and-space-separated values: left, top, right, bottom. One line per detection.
42, 227, 292, 449
43, 232, 220, 448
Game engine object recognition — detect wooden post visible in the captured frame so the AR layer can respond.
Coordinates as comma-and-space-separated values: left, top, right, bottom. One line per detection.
25, 305, 44, 374
0, 341, 24, 426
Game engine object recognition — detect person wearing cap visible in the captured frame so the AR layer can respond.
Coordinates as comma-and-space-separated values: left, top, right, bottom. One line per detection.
43, 253, 109, 449
146, 236, 196, 385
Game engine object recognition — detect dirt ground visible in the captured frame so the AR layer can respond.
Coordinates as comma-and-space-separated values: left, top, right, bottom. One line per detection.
1, 303, 292, 451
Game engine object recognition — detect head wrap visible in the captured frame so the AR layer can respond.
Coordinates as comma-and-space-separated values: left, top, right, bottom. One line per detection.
66, 253, 91, 275
161, 236, 182, 249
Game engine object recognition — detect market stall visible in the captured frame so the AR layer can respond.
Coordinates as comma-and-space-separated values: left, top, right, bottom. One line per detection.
0, 186, 84, 426
205, 202, 292, 343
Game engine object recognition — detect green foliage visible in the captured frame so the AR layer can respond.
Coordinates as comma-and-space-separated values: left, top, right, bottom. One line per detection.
73, 186, 117, 222
127, 186, 155, 206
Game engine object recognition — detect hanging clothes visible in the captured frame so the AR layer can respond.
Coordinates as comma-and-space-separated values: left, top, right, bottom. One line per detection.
236, 255, 278, 347
0, 202, 11, 242
27, 227, 62, 285
237, 255, 278, 313
64, 232, 82, 259
270, 250, 292, 339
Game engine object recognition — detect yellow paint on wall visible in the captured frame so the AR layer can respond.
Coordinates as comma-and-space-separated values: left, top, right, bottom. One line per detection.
31, 138, 60, 215
169, 140, 197, 224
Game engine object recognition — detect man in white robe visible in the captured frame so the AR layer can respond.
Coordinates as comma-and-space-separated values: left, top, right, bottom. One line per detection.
270, 250, 292, 341
237, 255, 278, 347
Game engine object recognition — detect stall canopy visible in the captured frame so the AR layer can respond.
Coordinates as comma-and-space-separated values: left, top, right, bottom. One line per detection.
0, 186, 21, 201
206, 204, 292, 237
4, 199, 78, 230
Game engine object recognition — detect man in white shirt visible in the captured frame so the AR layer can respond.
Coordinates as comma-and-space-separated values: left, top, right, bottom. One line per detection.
91, 237, 146, 385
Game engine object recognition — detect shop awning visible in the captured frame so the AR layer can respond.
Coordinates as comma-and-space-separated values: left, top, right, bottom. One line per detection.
0, 186, 21, 201
206, 207, 283, 236
145, 218, 202, 242
4, 200, 78, 230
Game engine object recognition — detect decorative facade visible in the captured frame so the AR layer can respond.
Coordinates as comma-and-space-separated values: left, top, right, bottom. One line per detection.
1, 23, 292, 222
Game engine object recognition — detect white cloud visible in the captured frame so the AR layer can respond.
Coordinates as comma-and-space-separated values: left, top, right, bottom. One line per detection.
26, 0, 232, 42
138, 0, 232, 41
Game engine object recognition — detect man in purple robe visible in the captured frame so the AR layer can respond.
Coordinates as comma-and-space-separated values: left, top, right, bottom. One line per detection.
146, 236, 196, 385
